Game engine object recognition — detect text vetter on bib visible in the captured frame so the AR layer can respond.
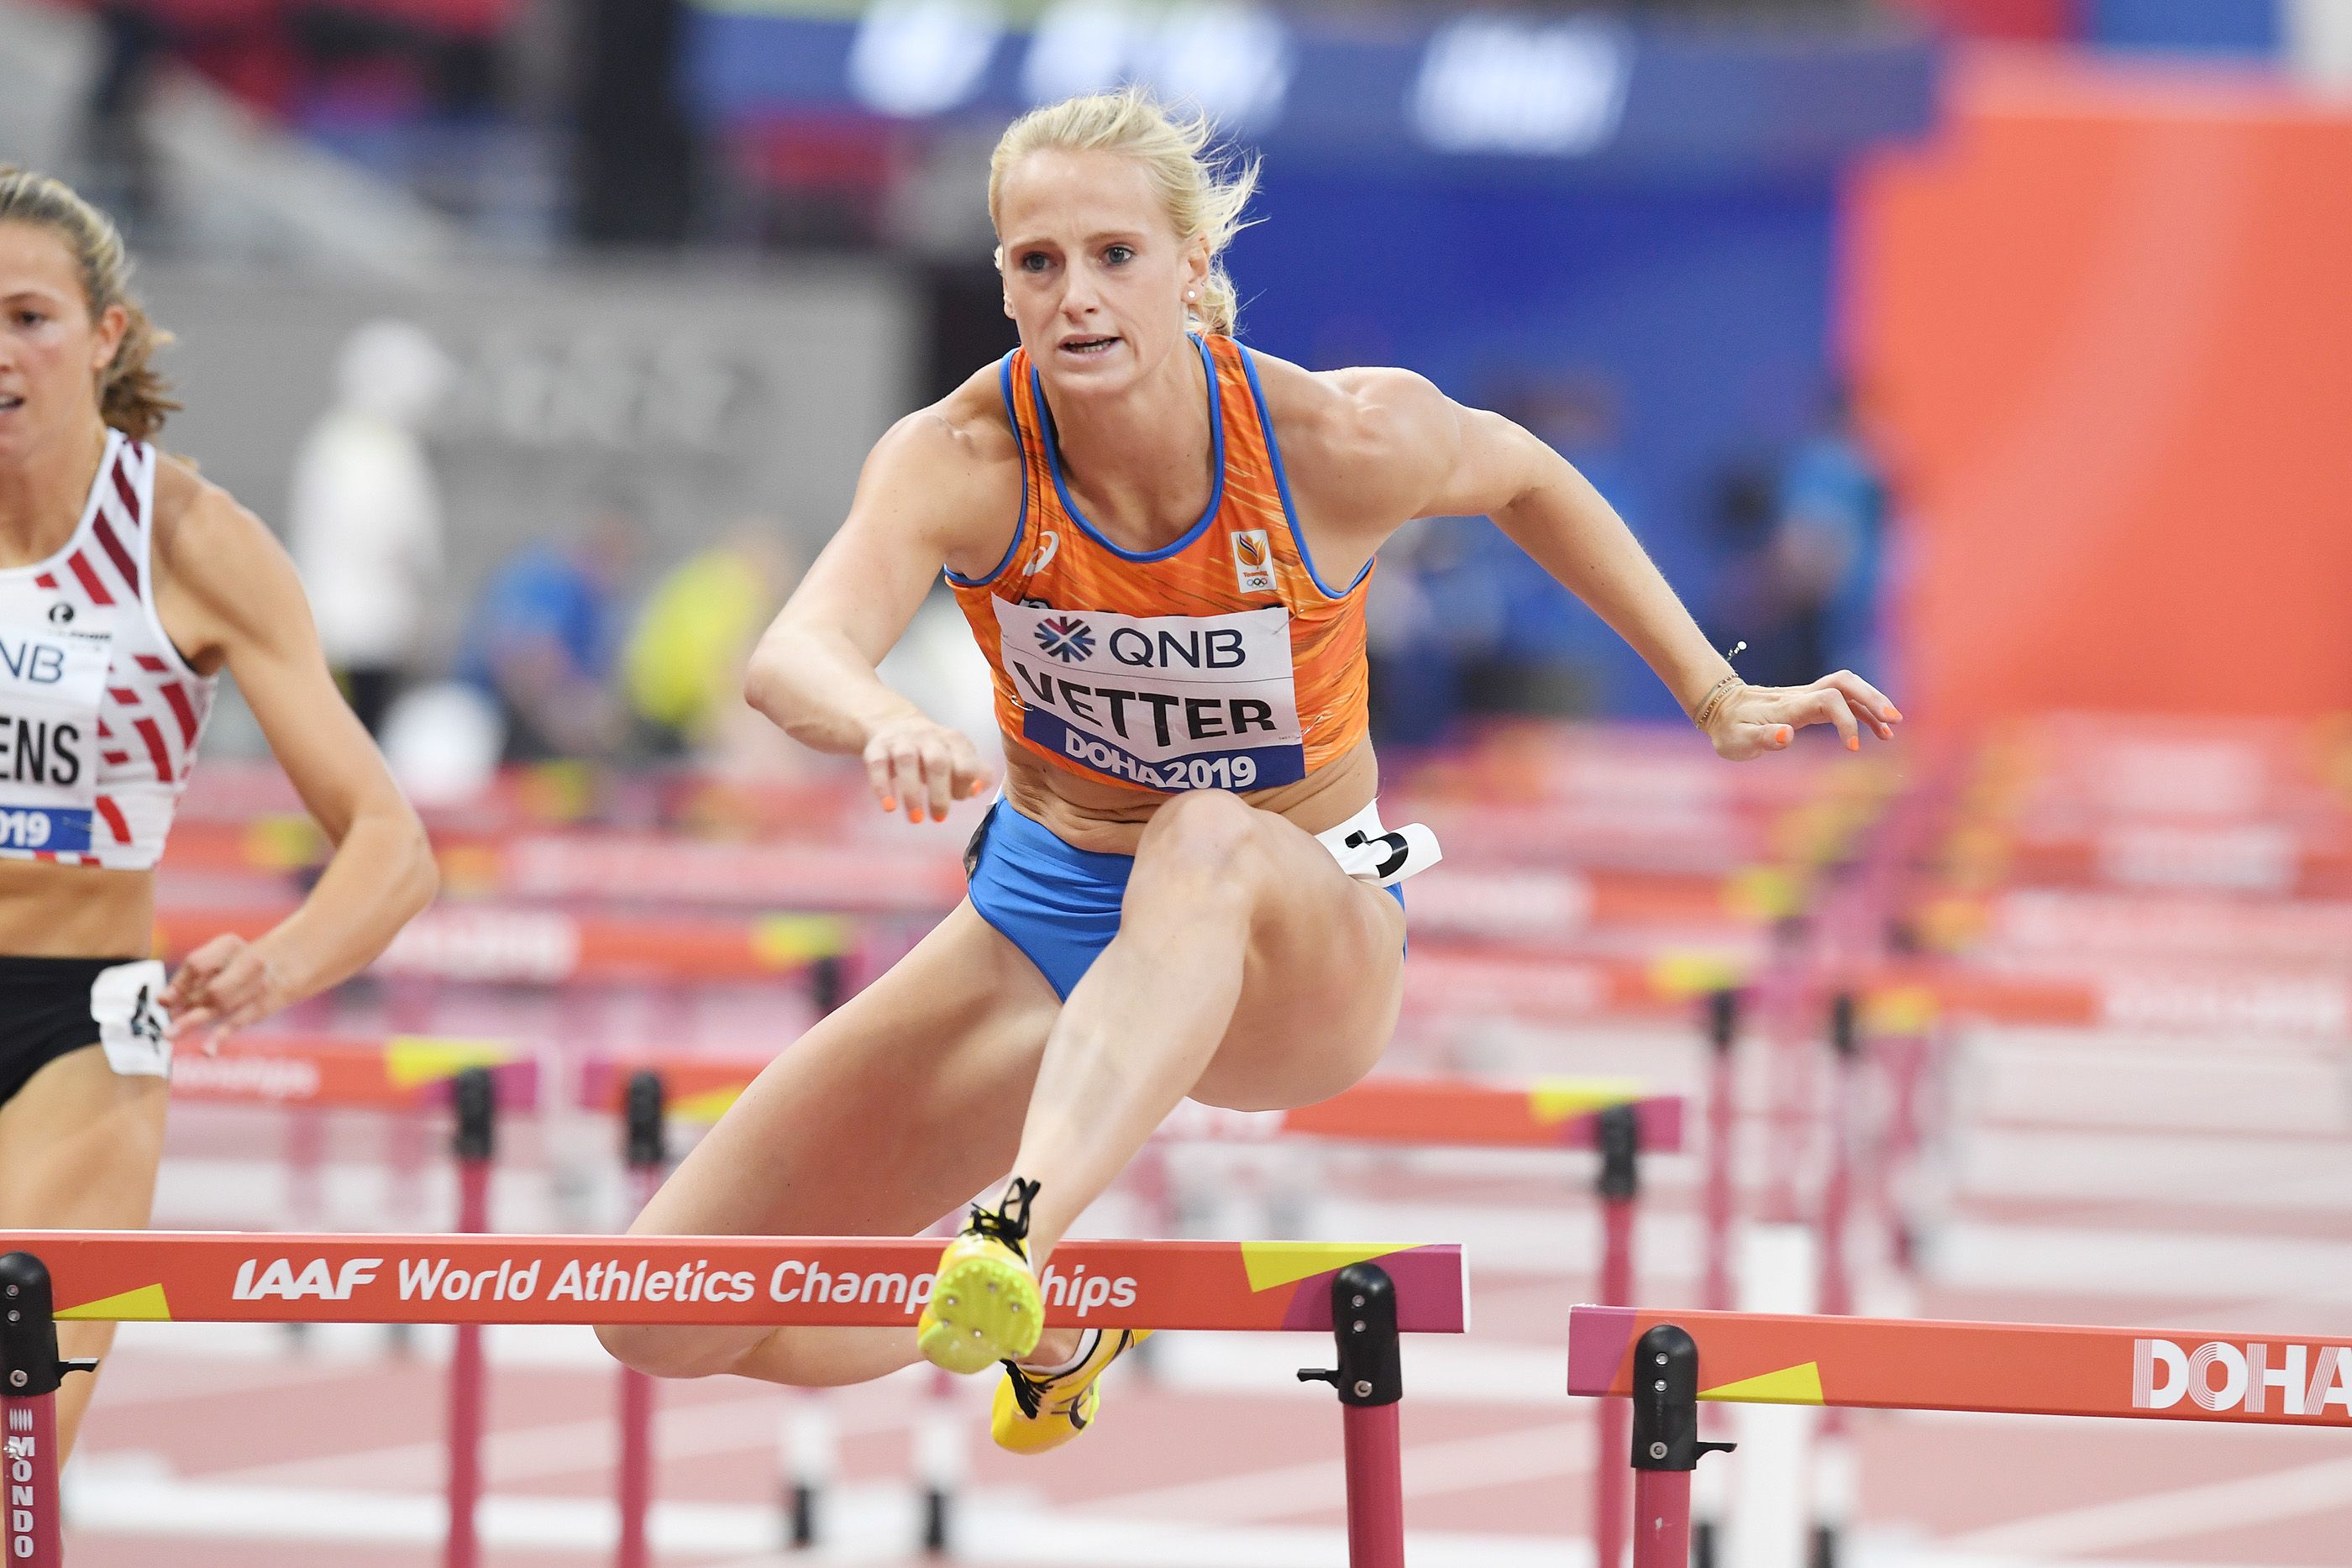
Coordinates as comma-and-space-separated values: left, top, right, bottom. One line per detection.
995, 601, 1306, 792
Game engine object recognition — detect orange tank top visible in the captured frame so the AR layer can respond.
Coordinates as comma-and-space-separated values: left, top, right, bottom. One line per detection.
948, 334, 1372, 794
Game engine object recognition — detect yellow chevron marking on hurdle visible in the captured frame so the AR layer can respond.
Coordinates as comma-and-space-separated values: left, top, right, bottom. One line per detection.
1724, 866, 1803, 924
58, 1284, 170, 1322
674, 1086, 746, 1125
1239, 1242, 1406, 1294
1528, 1078, 1647, 1124
1700, 1361, 1824, 1405
385, 1037, 517, 1090
1863, 984, 1940, 1035
752, 915, 849, 968
1651, 949, 1747, 999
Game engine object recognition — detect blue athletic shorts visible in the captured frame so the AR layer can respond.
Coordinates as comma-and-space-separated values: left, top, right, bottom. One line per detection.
963, 800, 1408, 1001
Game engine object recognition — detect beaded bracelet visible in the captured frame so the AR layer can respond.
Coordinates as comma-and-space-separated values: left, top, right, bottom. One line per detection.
1692, 676, 1741, 731
1690, 642, 1749, 731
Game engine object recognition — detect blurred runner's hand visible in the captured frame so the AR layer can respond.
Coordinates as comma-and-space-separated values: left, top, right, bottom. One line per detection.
1708, 670, 1901, 761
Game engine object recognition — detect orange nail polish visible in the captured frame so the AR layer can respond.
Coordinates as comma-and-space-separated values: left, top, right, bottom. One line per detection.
881, 797, 897, 812
1777, 726, 1793, 744
1847, 735, 1860, 751
1887, 705, 1903, 721
911, 807, 927, 824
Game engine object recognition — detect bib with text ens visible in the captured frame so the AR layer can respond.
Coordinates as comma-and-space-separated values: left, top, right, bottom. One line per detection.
0, 623, 108, 853
995, 601, 1305, 792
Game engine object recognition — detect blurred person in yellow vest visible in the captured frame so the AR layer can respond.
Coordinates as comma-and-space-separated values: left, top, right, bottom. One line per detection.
623, 525, 799, 759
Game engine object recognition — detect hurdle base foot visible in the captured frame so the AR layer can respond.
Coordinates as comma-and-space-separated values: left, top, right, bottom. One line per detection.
921, 1487, 952, 1555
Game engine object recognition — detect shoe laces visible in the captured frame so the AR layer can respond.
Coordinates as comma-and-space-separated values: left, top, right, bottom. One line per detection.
1002, 1329, 1122, 1422
964, 1176, 1039, 1261
1002, 1358, 1050, 1419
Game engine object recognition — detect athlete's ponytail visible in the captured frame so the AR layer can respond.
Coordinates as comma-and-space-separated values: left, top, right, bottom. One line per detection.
0, 167, 179, 442
988, 88, 1259, 338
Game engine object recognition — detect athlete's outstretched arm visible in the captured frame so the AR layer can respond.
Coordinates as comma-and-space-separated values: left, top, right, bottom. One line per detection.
743, 406, 1010, 821
1328, 369, 1901, 758
155, 485, 438, 1041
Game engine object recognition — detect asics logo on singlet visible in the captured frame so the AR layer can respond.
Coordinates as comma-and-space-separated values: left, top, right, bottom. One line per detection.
1036, 616, 1095, 663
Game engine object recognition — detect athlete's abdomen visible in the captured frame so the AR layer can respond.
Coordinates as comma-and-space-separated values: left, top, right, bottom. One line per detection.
0, 858, 154, 958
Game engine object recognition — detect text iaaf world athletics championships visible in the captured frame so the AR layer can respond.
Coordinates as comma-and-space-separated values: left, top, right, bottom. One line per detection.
233, 1254, 1142, 1316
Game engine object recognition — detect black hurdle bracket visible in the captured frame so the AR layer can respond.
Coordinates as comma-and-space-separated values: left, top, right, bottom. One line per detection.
1597, 1101, 1641, 1204
625, 1069, 668, 1172
1829, 992, 1860, 1062
1297, 1261, 1403, 1407
1707, 988, 1740, 1056
0, 1253, 97, 1399
454, 1066, 498, 1161
1630, 1324, 1734, 1475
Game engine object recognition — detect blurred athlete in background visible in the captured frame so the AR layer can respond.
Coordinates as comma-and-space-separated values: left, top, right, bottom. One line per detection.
0, 169, 438, 1455
602, 90, 1898, 1450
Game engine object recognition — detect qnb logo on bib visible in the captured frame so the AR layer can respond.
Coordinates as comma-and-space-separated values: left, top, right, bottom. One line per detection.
998, 602, 1306, 792
1035, 616, 1095, 663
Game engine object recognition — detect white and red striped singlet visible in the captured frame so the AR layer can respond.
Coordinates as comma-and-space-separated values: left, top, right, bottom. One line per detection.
0, 429, 214, 868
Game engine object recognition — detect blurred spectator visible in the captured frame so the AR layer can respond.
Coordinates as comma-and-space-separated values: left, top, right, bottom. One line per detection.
622, 525, 796, 756
459, 506, 636, 762
286, 317, 454, 734
1763, 381, 1890, 684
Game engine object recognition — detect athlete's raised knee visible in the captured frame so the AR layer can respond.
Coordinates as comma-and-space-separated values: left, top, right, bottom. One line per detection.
1129, 789, 1273, 900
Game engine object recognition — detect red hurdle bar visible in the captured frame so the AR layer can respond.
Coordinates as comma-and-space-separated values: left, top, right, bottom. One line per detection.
1571, 1304, 2352, 1568
3, 1234, 1465, 1567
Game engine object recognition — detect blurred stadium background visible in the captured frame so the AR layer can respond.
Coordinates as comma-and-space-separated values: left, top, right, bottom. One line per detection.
5, 0, 2350, 1564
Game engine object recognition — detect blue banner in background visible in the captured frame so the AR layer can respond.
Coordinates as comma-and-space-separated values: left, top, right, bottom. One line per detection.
685, 2, 1936, 179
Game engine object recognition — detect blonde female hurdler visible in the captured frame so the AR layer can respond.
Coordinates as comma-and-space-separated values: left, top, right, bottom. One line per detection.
0, 168, 437, 1455
602, 90, 1899, 1449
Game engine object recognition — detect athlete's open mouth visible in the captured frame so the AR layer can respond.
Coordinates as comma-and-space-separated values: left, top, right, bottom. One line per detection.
1058, 337, 1120, 357
0, 394, 23, 412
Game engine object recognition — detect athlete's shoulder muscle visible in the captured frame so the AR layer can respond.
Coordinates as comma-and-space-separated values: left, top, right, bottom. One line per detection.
853, 361, 1025, 579
1245, 352, 1462, 535
150, 456, 309, 675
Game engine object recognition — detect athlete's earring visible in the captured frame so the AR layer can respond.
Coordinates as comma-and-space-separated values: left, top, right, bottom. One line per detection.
1184, 290, 1198, 302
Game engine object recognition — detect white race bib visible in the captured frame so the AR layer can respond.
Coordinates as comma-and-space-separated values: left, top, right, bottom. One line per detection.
996, 602, 1306, 792
0, 623, 109, 855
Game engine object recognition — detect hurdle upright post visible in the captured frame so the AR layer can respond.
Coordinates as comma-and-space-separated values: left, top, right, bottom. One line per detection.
1298, 1261, 1406, 1568
1626, 1323, 1734, 1568
446, 1067, 496, 1568
616, 1071, 666, 1568
1695, 988, 1740, 1568
1812, 995, 1862, 1568
0, 1252, 92, 1568
1593, 1102, 1640, 1568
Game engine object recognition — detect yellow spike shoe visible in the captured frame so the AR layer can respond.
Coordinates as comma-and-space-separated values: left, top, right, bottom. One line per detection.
992, 1329, 1152, 1455
916, 1179, 1045, 1375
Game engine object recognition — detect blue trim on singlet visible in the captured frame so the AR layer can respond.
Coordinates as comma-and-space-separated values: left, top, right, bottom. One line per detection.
965, 799, 1403, 1002
944, 354, 1030, 589
1028, 333, 1226, 564
1238, 346, 1373, 601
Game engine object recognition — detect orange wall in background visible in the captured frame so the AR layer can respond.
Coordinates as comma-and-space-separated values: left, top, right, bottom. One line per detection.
1847, 52, 2352, 731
